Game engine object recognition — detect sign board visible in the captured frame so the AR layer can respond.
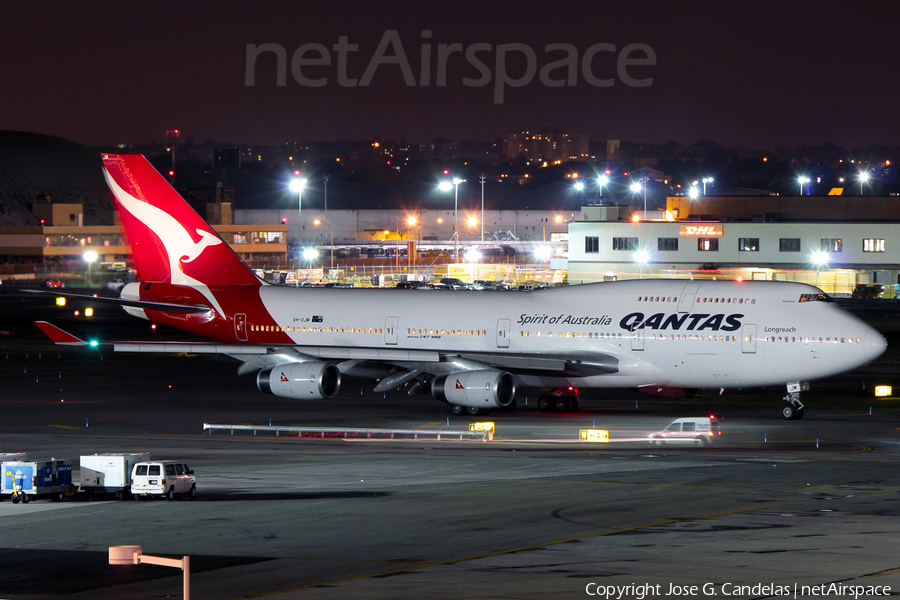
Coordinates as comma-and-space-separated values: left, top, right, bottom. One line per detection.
578, 429, 610, 442
679, 224, 723, 237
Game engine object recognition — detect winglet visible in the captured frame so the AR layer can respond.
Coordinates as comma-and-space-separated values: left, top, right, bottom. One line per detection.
34, 321, 87, 346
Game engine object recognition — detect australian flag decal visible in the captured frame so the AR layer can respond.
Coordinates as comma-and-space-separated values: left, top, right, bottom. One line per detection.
312, 315, 324, 323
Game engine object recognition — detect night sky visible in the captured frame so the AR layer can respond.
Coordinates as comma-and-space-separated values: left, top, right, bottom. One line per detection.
4, 1, 899, 150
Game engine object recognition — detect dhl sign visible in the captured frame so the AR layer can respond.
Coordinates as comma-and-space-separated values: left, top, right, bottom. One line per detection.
679, 224, 723, 236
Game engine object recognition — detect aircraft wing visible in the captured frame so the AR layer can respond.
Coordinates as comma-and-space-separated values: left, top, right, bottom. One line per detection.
35, 322, 619, 378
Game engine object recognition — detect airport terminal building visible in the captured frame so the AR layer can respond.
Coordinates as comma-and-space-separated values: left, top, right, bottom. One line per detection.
566, 196, 900, 294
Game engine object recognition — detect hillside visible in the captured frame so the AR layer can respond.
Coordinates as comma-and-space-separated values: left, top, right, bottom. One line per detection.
0, 131, 110, 226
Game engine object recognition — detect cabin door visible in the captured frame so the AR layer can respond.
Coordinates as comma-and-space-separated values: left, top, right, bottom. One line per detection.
496, 319, 511, 348
741, 324, 757, 354
234, 313, 248, 342
631, 328, 644, 351
385, 316, 399, 345
678, 282, 703, 313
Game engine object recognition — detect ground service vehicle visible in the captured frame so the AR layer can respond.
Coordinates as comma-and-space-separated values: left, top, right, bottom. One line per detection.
649, 417, 721, 446
80, 453, 149, 499
2, 458, 74, 503
131, 461, 196, 501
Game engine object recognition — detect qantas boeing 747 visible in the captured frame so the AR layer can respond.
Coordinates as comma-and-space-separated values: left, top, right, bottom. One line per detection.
35, 154, 887, 420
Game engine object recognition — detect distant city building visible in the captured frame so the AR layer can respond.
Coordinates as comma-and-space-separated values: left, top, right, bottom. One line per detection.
606, 139, 621, 161
506, 131, 590, 163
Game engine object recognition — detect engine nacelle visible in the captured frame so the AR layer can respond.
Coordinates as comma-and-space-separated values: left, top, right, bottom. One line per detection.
257, 363, 341, 400
636, 386, 701, 398
431, 370, 516, 409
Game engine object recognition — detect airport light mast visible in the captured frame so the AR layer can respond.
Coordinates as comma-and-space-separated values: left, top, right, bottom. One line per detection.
439, 177, 466, 261
290, 176, 307, 244
598, 175, 609, 199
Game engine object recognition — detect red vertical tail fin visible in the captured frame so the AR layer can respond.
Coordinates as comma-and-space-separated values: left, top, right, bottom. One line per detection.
101, 154, 262, 287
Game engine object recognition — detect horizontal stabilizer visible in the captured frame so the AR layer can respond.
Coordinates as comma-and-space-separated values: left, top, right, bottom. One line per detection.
21, 289, 210, 313
34, 321, 87, 346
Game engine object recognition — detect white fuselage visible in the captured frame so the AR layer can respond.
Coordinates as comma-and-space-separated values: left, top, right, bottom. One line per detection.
252, 280, 885, 391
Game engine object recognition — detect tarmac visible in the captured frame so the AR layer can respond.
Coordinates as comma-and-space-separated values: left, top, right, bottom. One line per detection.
1, 290, 900, 599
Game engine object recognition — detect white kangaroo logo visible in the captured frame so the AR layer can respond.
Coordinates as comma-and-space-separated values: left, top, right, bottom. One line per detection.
103, 168, 225, 316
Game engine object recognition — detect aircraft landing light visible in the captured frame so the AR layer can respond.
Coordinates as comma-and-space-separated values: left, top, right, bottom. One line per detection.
875, 385, 893, 397
56, 297, 66, 306
579, 429, 610, 442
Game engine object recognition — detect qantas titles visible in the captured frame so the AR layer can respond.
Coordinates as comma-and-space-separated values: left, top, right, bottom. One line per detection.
619, 312, 744, 332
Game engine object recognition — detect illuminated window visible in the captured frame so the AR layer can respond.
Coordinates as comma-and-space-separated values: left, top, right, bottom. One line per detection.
738, 238, 759, 252
698, 238, 718, 251
821, 238, 842, 252
863, 238, 885, 252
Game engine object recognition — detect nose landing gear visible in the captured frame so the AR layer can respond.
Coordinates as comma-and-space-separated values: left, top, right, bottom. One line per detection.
781, 382, 809, 420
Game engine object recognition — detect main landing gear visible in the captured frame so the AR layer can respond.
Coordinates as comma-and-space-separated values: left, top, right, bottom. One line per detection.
446, 403, 488, 416
781, 382, 809, 420
538, 389, 579, 412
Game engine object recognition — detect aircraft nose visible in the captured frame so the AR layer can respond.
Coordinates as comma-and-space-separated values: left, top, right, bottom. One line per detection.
864, 328, 888, 362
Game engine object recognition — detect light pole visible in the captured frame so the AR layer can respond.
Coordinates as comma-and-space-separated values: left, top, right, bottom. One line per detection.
439, 178, 465, 261
597, 175, 609, 200
407, 215, 420, 267
630, 175, 648, 219
859, 172, 870, 196
314, 219, 334, 270
290, 177, 307, 242
688, 186, 699, 200
83, 251, 97, 287
479, 173, 486, 242
812, 251, 829, 287
702, 177, 714, 195
798, 176, 810, 196
573, 181, 585, 197
110, 545, 190, 600
302, 247, 318, 271
634, 250, 649, 280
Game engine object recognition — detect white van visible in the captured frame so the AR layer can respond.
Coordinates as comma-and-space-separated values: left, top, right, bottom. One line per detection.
131, 461, 196, 500
649, 417, 721, 447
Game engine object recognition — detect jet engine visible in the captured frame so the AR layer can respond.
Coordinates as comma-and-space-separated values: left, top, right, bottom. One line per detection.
431, 370, 516, 409
257, 363, 341, 400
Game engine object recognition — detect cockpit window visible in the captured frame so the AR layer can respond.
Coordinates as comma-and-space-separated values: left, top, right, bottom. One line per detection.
799, 293, 832, 303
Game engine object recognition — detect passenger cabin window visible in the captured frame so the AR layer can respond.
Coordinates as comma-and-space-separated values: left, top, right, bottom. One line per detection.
149, 465, 161, 476
136, 465, 148, 476
165, 464, 176, 476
